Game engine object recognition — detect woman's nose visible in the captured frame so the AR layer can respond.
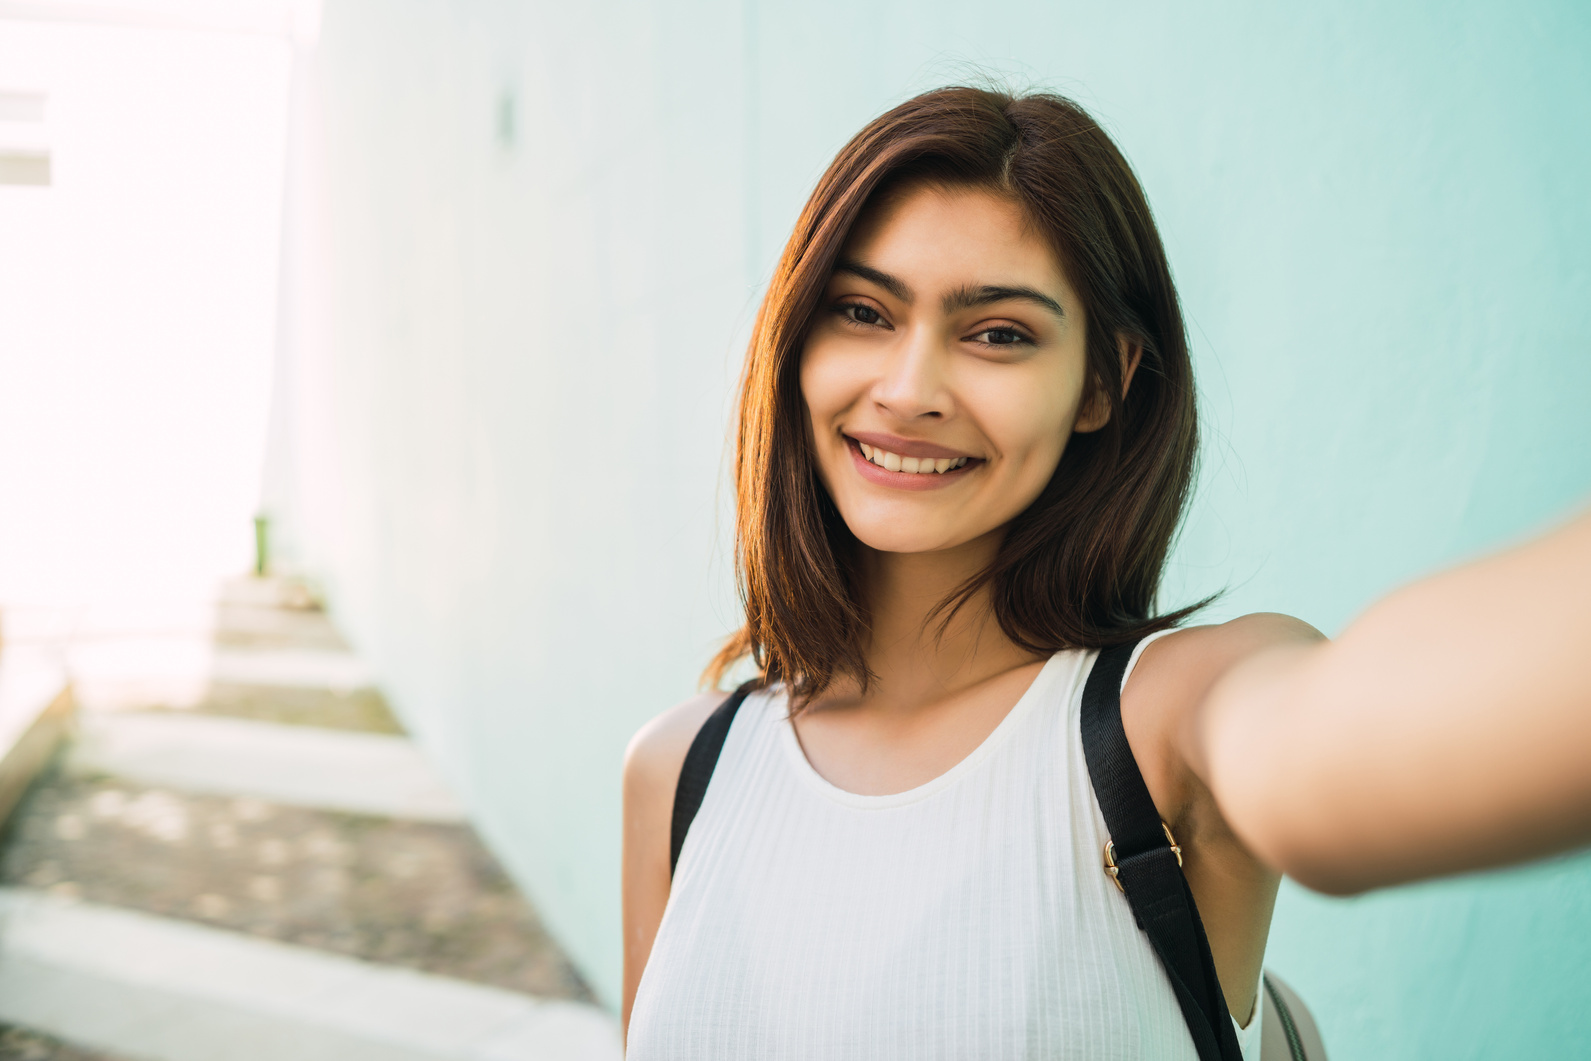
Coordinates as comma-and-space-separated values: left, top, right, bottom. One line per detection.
871, 327, 949, 421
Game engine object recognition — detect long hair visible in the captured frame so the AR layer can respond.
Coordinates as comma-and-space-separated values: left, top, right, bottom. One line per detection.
708, 86, 1203, 703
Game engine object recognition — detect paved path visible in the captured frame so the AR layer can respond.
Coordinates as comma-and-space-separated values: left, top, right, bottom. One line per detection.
0, 578, 616, 1060
0, 889, 617, 1061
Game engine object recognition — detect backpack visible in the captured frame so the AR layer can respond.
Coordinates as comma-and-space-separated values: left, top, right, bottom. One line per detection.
670, 642, 1328, 1061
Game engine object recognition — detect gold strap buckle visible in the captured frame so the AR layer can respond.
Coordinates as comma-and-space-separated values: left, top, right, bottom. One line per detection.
1103, 821, 1182, 894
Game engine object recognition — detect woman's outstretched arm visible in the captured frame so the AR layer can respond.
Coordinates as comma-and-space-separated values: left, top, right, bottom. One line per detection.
1191, 505, 1591, 895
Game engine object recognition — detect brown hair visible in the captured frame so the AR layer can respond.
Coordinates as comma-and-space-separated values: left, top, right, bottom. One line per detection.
709, 85, 1204, 701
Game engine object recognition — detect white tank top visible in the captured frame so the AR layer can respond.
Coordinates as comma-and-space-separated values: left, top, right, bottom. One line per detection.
628, 639, 1263, 1060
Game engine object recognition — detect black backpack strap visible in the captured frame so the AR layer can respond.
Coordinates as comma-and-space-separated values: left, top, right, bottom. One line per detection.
669, 680, 760, 877
1081, 641, 1244, 1061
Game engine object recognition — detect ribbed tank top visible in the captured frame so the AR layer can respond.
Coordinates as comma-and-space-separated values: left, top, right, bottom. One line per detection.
628, 638, 1263, 1060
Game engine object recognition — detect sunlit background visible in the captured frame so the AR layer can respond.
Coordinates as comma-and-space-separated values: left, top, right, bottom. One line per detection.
1, 1, 1589, 1058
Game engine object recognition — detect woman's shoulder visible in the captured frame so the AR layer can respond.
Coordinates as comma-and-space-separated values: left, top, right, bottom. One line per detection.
623, 690, 733, 801
1138, 613, 1324, 692
1120, 614, 1324, 817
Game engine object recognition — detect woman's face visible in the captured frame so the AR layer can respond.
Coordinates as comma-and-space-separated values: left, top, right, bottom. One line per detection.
800, 182, 1105, 557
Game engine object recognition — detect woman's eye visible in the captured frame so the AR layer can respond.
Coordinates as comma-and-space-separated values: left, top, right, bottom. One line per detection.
971, 326, 1029, 346
838, 302, 885, 327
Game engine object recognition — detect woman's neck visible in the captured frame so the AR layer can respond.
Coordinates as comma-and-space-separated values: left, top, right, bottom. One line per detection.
842, 532, 1046, 715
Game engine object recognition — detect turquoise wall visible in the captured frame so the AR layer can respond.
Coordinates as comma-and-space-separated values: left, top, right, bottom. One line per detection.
277, 0, 1591, 1054
749, 9, 1591, 1054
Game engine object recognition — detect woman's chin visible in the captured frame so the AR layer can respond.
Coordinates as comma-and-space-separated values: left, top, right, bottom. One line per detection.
846, 522, 983, 557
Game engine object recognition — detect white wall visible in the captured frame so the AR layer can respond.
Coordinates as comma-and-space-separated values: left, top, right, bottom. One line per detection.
269, 0, 754, 1008
0, 17, 292, 619
273, 2, 1591, 1052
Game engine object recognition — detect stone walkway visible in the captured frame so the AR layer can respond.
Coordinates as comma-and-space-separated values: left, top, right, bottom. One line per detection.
0, 1025, 115, 1061
0, 579, 611, 1060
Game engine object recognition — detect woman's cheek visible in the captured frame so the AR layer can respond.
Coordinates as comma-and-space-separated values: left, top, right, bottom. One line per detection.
982, 383, 1074, 492
974, 369, 1067, 442
799, 341, 857, 425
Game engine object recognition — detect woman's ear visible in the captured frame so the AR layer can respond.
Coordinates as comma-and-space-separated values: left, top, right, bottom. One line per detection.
1074, 336, 1145, 433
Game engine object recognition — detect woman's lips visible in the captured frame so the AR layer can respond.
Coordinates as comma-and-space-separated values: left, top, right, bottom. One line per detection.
845, 436, 982, 490
846, 430, 974, 461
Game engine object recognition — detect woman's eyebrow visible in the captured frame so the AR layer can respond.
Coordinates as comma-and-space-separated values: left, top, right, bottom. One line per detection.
942, 284, 1065, 320
833, 260, 913, 302
831, 263, 1064, 321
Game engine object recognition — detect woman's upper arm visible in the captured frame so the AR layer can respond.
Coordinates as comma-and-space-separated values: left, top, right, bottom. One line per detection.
621, 692, 721, 1037
1129, 613, 1326, 830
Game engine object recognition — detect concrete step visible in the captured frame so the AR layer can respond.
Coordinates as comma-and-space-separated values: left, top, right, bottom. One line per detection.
0, 647, 74, 831
68, 639, 376, 713
68, 712, 466, 823
0, 888, 620, 1061
140, 681, 405, 736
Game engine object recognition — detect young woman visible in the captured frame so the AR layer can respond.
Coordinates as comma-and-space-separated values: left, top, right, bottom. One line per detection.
622, 85, 1305, 1059
622, 85, 1588, 1058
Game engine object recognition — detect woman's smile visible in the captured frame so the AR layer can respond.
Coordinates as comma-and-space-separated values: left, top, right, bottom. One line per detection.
845, 433, 981, 490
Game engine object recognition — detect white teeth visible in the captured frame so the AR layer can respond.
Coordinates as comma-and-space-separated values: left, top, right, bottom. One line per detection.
858, 443, 971, 474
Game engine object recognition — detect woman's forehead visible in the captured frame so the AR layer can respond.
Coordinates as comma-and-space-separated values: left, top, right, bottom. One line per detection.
838, 183, 1072, 302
